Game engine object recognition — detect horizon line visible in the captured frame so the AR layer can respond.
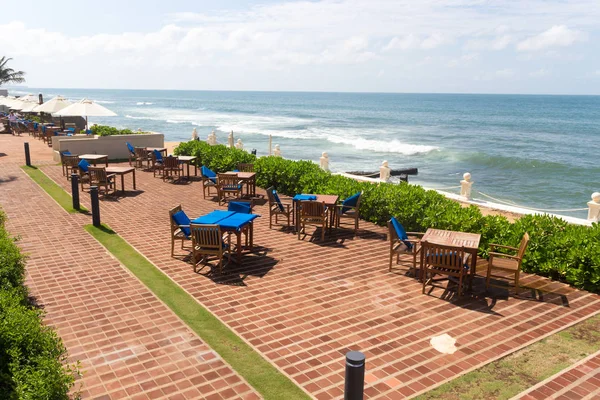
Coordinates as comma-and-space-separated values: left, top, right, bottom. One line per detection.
4, 85, 600, 97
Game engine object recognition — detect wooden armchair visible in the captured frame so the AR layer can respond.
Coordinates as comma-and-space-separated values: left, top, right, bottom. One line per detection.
335, 191, 362, 234
298, 201, 329, 241
88, 167, 116, 196
169, 205, 192, 257
163, 156, 182, 182
126, 142, 136, 166
266, 186, 293, 229
200, 166, 218, 199
217, 173, 243, 205
486, 233, 530, 295
190, 223, 231, 274
237, 163, 254, 172
387, 218, 424, 275
63, 155, 81, 179
421, 241, 470, 297
134, 147, 152, 169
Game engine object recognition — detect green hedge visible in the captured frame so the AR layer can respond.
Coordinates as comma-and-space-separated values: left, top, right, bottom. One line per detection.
0, 210, 77, 399
90, 125, 146, 136
175, 141, 600, 292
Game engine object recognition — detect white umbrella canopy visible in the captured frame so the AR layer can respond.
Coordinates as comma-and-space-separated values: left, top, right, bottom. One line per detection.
55, 98, 117, 129
8, 99, 28, 111
19, 101, 40, 112
34, 95, 72, 114
18, 94, 38, 102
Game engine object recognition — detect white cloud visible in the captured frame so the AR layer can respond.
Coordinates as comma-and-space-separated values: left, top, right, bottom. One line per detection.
517, 25, 586, 51
447, 53, 479, 67
530, 68, 550, 78
496, 68, 516, 78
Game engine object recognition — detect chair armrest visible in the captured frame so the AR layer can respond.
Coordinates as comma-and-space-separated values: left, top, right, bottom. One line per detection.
489, 251, 521, 260
407, 232, 425, 237
490, 243, 519, 251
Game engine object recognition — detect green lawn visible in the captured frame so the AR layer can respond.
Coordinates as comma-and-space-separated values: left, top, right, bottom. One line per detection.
416, 313, 600, 399
85, 224, 310, 400
21, 165, 88, 213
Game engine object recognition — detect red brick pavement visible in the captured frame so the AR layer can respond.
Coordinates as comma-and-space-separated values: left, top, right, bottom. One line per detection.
513, 350, 600, 400
37, 140, 600, 400
0, 136, 260, 399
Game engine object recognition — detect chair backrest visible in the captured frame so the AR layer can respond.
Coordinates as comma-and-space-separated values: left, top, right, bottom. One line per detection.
266, 186, 285, 211
517, 232, 530, 260
217, 173, 241, 190
190, 224, 223, 252
153, 149, 164, 163
237, 163, 254, 172
126, 142, 135, 154
421, 241, 466, 273
169, 205, 183, 236
88, 167, 109, 184
228, 201, 252, 214
134, 147, 148, 159
300, 201, 326, 218
164, 156, 179, 168
64, 155, 80, 168
77, 159, 90, 173
341, 191, 362, 213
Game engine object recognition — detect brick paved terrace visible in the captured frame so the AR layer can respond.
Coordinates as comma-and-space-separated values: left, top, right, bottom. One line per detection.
4, 134, 600, 399
0, 135, 260, 399
31, 133, 599, 400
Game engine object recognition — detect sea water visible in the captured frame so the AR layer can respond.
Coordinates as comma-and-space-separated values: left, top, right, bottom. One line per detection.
10, 88, 600, 218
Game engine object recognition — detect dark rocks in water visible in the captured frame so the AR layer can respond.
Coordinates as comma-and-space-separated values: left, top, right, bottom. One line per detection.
345, 168, 418, 177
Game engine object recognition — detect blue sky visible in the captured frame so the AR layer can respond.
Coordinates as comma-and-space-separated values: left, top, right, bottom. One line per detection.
1, 0, 599, 94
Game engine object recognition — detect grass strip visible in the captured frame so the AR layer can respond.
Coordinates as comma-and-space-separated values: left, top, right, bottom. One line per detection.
85, 224, 310, 400
21, 165, 88, 213
416, 313, 600, 399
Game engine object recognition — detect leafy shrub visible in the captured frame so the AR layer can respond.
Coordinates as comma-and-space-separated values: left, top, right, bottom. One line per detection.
176, 141, 600, 292
90, 125, 145, 136
0, 210, 78, 398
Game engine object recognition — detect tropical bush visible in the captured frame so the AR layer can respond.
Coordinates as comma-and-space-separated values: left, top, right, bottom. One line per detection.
0, 210, 78, 399
90, 125, 146, 136
175, 141, 600, 292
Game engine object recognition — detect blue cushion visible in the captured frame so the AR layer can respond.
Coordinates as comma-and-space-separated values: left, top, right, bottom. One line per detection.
78, 159, 90, 173
126, 142, 135, 154
201, 166, 217, 184
62, 151, 71, 156
67, 128, 75, 132
341, 192, 361, 214
272, 190, 284, 212
172, 210, 191, 238
228, 202, 251, 214
391, 217, 412, 249
294, 194, 317, 201
153, 149, 163, 162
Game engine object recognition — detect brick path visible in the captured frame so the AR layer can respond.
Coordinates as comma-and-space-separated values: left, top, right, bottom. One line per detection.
33, 135, 600, 400
0, 135, 259, 399
513, 350, 600, 399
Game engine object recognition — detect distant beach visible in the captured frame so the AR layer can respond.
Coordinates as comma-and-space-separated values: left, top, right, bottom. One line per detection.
8, 88, 600, 219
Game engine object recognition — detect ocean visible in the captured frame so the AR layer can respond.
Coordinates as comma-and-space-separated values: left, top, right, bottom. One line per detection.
9, 88, 600, 218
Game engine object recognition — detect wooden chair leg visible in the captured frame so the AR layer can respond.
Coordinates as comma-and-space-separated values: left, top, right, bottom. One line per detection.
171, 239, 175, 257
515, 271, 520, 295
321, 222, 325, 241
389, 251, 393, 272
486, 261, 492, 290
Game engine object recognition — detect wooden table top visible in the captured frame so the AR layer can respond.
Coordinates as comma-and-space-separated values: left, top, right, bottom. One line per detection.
78, 154, 108, 160
295, 194, 339, 206
177, 156, 197, 161
146, 147, 166, 152
225, 171, 255, 179
421, 228, 481, 250
106, 166, 134, 174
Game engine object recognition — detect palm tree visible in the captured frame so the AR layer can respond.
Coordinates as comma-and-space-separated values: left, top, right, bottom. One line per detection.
0, 57, 26, 87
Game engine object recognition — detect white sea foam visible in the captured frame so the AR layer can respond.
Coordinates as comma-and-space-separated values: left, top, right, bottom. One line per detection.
123, 107, 437, 155
95, 100, 115, 104
136, 102, 153, 105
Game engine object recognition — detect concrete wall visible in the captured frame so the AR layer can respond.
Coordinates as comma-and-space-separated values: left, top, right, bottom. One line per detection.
0, 90, 7, 96
52, 132, 164, 162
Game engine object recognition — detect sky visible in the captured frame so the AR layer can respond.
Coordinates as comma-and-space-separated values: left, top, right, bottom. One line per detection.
1, 0, 600, 94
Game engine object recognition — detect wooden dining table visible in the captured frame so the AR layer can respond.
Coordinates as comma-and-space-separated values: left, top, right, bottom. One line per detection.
420, 228, 481, 291
292, 194, 339, 232
105, 166, 136, 192
78, 154, 109, 167
177, 155, 198, 179
223, 171, 256, 197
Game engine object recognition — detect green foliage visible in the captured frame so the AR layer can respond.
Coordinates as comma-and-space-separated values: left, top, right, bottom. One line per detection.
175, 140, 600, 292
0, 209, 78, 399
90, 125, 144, 136
174, 140, 256, 172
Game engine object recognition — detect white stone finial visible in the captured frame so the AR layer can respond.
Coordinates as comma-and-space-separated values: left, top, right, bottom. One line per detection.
274, 144, 282, 157
137, 127, 142, 132
588, 192, 600, 222
460, 172, 473, 199
207, 130, 217, 145
379, 160, 391, 182
235, 138, 244, 150
192, 127, 198, 140
320, 151, 330, 171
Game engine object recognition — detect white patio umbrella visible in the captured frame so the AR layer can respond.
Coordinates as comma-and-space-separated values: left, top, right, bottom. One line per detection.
18, 94, 38, 102
228, 130, 234, 148
55, 98, 117, 130
19, 101, 40, 113
34, 95, 72, 114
